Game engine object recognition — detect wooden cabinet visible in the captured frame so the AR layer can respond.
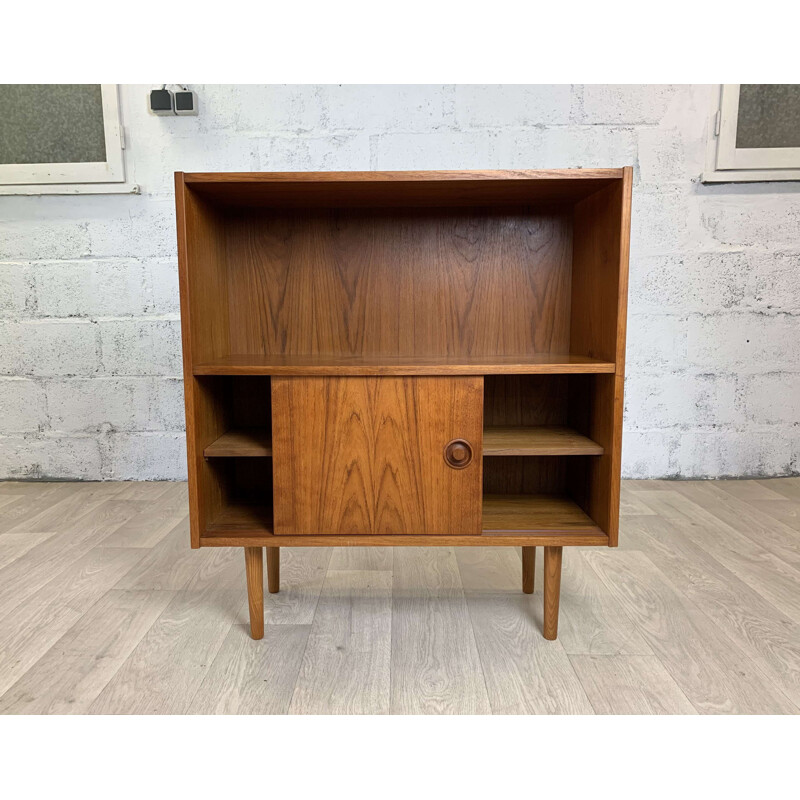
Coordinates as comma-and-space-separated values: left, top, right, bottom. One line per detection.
175, 169, 632, 642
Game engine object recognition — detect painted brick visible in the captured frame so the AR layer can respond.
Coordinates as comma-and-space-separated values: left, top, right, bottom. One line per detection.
624, 373, 739, 429
1, 320, 99, 377
454, 84, 573, 128
636, 127, 688, 183
748, 252, 800, 312
702, 195, 800, 248
265, 134, 370, 172
630, 185, 711, 255
325, 85, 446, 132
135, 134, 261, 195
626, 314, 688, 370
582, 84, 680, 125
85, 198, 176, 259
47, 378, 137, 432
740, 373, 800, 425
0, 264, 34, 317
620, 430, 678, 479
687, 313, 800, 372
491, 126, 637, 170
33, 260, 150, 318
0, 219, 90, 261
103, 432, 187, 480
0, 378, 46, 432
0, 434, 102, 480
371, 130, 498, 171
675, 428, 796, 479
46, 377, 182, 433
227, 84, 327, 134
98, 318, 182, 376
146, 260, 181, 315
629, 252, 748, 313
148, 378, 185, 430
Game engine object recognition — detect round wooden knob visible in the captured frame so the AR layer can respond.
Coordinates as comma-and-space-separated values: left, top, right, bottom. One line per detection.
444, 439, 473, 469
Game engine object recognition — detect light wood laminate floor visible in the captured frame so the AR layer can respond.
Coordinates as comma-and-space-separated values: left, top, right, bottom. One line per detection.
1, 478, 799, 714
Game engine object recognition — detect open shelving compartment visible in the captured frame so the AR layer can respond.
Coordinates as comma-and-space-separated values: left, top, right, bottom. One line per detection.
177, 169, 630, 548
482, 373, 610, 541
190, 374, 275, 540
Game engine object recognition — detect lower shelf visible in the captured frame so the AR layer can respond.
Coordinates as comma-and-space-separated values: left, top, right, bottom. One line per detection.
206, 503, 273, 534
201, 495, 606, 547
481, 494, 600, 533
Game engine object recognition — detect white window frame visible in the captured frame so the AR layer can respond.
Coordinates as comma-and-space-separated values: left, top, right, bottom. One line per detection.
0, 84, 138, 195
704, 84, 800, 182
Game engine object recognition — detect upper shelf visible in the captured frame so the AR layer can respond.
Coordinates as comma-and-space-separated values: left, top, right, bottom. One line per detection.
181, 169, 625, 209
193, 354, 615, 376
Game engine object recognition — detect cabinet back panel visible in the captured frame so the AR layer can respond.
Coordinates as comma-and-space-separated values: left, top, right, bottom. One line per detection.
483, 456, 567, 495
224, 207, 572, 358
484, 375, 569, 427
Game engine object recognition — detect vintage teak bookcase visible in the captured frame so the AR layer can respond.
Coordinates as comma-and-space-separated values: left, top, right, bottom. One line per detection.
175, 169, 632, 641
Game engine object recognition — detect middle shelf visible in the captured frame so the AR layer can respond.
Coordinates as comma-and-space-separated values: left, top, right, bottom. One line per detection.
204, 425, 603, 459
483, 426, 603, 456
204, 428, 272, 457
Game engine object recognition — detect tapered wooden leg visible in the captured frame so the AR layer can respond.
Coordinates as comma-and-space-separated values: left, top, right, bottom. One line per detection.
543, 546, 563, 640
522, 546, 536, 594
267, 546, 280, 594
244, 547, 264, 640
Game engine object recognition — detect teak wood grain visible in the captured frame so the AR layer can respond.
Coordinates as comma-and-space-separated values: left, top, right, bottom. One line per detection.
482, 495, 601, 534
204, 429, 272, 457
244, 547, 264, 640
224, 207, 573, 360
184, 169, 624, 208
193, 354, 615, 376
200, 532, 608, 547
175, 174, 231, 547
483, 425, 604, 456
543, 546, 563, 640
568, 166, 633, 546
522, 547, 536, 594
272, 376, 483, 536
266, 547, 280, 594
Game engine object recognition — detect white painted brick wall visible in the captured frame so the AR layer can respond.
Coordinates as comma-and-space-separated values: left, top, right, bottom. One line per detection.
0, 84, 798, 480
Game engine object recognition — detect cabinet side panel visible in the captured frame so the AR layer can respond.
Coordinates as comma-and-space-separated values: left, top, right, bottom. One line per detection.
175, 174, 231, 546
569, 169, 632, 545
272, 376, 482, 535
224, 207, 571, 359
571, 180, 624, 363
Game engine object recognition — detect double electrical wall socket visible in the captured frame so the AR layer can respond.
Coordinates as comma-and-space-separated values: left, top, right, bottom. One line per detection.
149, 88, 198, 116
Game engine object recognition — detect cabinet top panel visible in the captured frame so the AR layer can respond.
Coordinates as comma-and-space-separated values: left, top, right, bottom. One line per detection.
178, 169, 628, 208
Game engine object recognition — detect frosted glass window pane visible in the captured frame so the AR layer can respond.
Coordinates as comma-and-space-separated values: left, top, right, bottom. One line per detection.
736, 85, 800, 149
0, 84, 107, 165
